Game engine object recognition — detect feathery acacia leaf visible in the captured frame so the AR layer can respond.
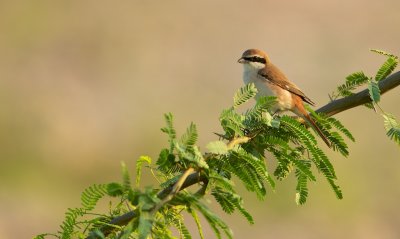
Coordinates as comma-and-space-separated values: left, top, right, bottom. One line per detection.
274, 154, 292, 180
161, 113, 176, 151
33, 234, 48, 239
368, 80, 381, 103
223, 154, 267, 199
180, 123, 198, 148
375, 57, 398, 81
59, 208, 85, 239
245, 96, 276, 120
327, 131, 349, 157
233, 83, 258, 107
337, 71, 370, 97
280, 115, 317, 145
370, 49, 399, 58
292, 159, 316, 182
189, 208, 205, 239
295, 169, 309, 205
171, 218, 191, 239
136, 156, 152, 187
327, 178, 343, 199
281, 114, 340, 195
383, 113, 400, 146
138, 211, 153, 239
121, 161, 132, 194
326, 117, 355, 142
81, 184, 107, 210
220, 107, 245, 137
313, 147, 336, 180
212, 188, 254, 224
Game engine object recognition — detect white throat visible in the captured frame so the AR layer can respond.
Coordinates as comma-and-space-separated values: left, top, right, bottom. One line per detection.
242, 63, 263, 85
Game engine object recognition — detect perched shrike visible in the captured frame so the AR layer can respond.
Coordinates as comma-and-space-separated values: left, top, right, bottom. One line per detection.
238, 48, 331, 147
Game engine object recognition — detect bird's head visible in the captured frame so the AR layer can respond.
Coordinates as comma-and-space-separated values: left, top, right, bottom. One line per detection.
238, 49, 270, 70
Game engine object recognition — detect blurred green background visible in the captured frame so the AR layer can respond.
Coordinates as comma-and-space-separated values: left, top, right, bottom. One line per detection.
1, 1, 399, 238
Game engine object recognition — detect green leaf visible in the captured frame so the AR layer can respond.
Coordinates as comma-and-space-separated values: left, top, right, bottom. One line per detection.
273, 153, 292, 180
233, 83, 258, 107
33, 234, 48, 239
292, 159, 316, 182
81, 184, 107, 210
121, 162, 132, 194
280, 115, 317, 145
295, 169, 309, 205
225, 149, 273, 198
87, 230, 105, 239
278, 115, 341, 197
326, 117, 355, 142
327, 131, 349, 157
180, 122, 198, 148
220, 107, 245, 137
327, 178, 343, 199
161, 113, 176, 151
206, 141, 228, 154
136, 156, 152, 187
174, 142, 208, 169
209, 171, 235, 191
375, 57, 398, 81
313, 147, 337, 180
193, 200, 233, 239
337, 71, 370, 97
212, 189, 235, 214
106, 182, 124, 197
138, 211, 153, 239
245, 96, 276, 120
157, 149, 179, 174
236, 150, 274, 189
370, 49, 399, 58
368, 80, 381, 103
119, 220, 136, 239
59, 208, 85, 239
346, 71, 369, 83
189, 208, 205, 239
212, 188, 254, 224
172, 218, 192, 239
383, 113, 400, 146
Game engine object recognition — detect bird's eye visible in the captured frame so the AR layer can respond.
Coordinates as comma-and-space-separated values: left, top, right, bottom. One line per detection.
243, 56, 266, 64
247, 56, 266, 64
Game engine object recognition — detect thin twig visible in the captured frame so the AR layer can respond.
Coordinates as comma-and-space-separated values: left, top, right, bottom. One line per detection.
152, 167, 195, 213
227, 136, 251, 149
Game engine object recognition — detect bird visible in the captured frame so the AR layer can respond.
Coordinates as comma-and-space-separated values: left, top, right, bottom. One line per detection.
238, 48, 331, 147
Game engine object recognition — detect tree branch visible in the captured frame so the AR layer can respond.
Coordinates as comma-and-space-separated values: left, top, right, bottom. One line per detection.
98, 171, 207, 237
98, 135, 249, 237
317, 71, 400, 116
152, 167, 195, 213
97, 71, 400, 237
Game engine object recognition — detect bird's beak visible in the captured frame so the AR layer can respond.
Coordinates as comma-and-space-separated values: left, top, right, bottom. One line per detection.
238, 57, 245, 64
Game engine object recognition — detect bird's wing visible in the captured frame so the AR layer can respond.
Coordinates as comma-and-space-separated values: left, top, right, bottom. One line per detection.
258, 65, 315, 106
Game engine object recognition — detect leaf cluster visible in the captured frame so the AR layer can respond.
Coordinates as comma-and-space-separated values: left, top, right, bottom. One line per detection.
332, 49, 400, 146
36, 49, 400, 239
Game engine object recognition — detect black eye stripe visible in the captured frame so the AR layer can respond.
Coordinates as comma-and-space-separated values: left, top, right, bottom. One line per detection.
244, 56, 266, 64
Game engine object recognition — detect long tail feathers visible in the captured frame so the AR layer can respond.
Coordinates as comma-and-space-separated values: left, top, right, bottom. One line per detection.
304, 114, 332, 148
